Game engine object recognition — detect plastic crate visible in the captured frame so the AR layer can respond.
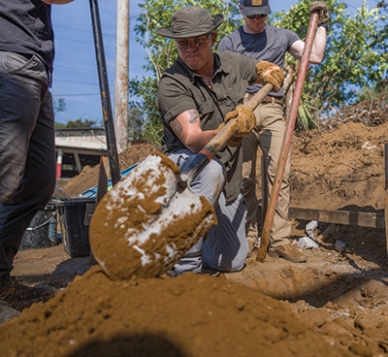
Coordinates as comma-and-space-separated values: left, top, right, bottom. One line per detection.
56, 198, 96, 258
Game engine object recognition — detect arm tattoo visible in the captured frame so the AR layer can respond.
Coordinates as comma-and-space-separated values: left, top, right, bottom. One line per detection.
170, 109, 199, 135
187, 109, 199, 124
170, 119, 183, 135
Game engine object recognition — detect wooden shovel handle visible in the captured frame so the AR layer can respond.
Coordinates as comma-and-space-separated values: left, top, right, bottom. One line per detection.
179, 83, 273, 186
203, 82, 274, 157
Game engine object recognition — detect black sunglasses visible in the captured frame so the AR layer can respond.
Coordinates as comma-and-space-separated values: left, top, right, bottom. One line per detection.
246, 14, 267, 19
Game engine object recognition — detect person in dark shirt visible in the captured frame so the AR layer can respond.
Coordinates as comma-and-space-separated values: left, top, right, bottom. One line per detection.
155, 6, 284, 275
0, 0, 74, 311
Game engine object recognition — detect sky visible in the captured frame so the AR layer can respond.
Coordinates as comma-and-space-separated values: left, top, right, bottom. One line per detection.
51, 0, 380, 125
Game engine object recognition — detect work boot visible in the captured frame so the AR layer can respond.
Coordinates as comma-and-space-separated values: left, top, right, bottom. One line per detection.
246, 237, 258, 258
0, 300, 20, 324
268, 243, 307, 263
0, 278, 56, 310
200, 267, 221, 277
165, 268, 178, 278
246, 223, 259, 258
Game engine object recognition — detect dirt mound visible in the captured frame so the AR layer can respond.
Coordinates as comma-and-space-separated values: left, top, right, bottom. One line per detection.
322, 93, 388, 128
2, 101, 388, 356
61, 120, 388, 214
0, 267, 379, 357
290, 121, 387, 211
62, 143, 157, 198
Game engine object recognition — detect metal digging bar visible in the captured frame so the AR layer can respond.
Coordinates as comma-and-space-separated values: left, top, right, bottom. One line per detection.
256, 11, 320, 262
89, 0, 121, 186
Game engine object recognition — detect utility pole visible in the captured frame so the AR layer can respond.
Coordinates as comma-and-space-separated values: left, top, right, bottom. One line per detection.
115, 0, 129, 153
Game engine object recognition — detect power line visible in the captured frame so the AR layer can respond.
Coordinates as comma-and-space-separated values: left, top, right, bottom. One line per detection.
342, 0, 383, 9
54, 23, 116, 38
342, 0, 358, 10
54, 78, 99, 85
52, 93, 105, 97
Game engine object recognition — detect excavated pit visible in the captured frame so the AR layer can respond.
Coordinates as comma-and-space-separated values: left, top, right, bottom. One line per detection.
3, 118, 388, 356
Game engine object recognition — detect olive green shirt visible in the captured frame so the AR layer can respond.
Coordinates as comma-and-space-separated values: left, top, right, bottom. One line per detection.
156, 51, 259, 202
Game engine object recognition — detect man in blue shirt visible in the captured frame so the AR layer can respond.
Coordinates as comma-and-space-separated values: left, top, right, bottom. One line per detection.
218, 0, 328, 263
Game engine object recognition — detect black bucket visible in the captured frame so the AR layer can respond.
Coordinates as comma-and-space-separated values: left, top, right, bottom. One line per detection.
56, 198, 95, 258
20, 204, 58, 250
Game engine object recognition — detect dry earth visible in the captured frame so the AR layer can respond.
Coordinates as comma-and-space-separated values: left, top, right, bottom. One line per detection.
1, 104, 388, 357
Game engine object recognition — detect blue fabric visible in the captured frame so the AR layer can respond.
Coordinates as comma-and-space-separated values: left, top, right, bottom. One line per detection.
218, 25, 300, 96
168, 149, 248, 274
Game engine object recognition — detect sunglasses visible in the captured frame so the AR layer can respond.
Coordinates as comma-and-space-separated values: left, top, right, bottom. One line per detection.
246, 14, 267, 19
175, 33, 213, 49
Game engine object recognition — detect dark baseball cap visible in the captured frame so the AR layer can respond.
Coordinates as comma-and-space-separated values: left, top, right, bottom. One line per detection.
240, 0, 271, 16
155, 6, 224, 39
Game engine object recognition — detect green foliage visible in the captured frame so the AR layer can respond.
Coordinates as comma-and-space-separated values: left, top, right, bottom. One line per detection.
131, 0, 388, 135
54, 98, 67, 128
54, 118, 98, 129
272, 0, 388, 125
129, 76, 161, 143
65, 118, 97, 128
128, 107, 146, 141
357, 78, 388, 103
297, 96, 318, 130
54, 98, 67, 113
54, 122, 66, 128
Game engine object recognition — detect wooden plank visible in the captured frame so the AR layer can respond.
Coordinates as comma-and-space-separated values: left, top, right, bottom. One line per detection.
289, 207, 385, 229
90, 156, 108, 266
96, 156, 108, 205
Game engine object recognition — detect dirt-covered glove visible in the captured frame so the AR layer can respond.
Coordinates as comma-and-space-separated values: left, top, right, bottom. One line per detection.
309, 1, 329, 24
218, 105, 255, 147
255, 61, 284, 92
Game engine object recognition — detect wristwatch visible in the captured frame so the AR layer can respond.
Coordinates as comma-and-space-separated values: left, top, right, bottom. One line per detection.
318, 23, 329, 32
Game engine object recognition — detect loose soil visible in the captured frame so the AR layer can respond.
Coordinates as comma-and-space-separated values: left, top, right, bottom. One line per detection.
2, 104, 388, 357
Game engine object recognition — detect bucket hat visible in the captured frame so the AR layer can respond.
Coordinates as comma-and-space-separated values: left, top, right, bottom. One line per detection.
155, 6, 224, 39
240, 0, 271, 17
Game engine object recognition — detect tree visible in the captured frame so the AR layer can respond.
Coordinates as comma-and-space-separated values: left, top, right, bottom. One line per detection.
128, 107, 146, 141
65, 118, 97, 128
54, 98, 67, 113
54, 98, 67, 128
54, 122, 66, 128
131, 0, 388, 138
54, 118, 98, 129
53, 99, 98, 129
271, 0, 388, 128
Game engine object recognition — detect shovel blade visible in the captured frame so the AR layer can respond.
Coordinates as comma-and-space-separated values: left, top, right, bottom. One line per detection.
89, 150, 217, 280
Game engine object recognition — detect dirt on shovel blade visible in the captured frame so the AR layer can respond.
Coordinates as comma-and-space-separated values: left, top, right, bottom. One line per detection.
89, 150, 217, 280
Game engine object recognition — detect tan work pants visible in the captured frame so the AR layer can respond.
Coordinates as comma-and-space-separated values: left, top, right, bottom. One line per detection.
242, 98, 291, 248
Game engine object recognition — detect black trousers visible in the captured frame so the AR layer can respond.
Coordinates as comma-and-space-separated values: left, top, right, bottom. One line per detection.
0, 51, 56, 282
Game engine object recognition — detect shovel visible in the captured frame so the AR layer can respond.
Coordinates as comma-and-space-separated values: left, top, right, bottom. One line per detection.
256, 11, 319, 262
90, 0, 121, 186
89, 83, 273, 281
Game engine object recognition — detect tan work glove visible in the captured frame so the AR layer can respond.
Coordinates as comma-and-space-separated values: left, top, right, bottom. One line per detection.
218, 105, 255, 147
309, 1, 329, 24
255, 61, 284, 92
